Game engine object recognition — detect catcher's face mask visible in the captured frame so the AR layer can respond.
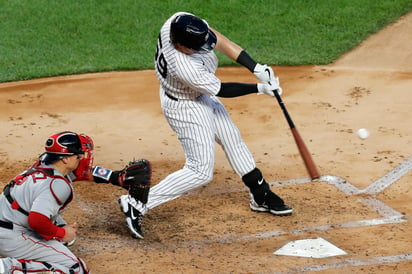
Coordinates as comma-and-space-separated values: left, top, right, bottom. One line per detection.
73, 133, 94, 181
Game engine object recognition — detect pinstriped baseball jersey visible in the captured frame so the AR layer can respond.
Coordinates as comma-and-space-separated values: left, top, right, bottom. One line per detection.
155, 12, 221, 100
138, 12, 256, 214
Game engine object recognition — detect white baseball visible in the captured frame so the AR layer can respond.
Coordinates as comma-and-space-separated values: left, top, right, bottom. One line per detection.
357, 128, 370, 139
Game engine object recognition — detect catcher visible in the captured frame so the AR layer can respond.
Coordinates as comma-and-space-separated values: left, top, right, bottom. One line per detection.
0, 131, 151, 274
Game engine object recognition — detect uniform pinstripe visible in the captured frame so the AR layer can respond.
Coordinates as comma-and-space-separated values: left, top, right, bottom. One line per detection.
119, 13, 292, 237
135, 12, 256, 214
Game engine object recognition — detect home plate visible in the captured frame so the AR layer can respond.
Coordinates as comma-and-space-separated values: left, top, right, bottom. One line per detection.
273, 237, 347, 258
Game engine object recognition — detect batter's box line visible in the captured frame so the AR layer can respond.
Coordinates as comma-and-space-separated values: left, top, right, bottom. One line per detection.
181, 157, 411, 247
154, 159, 411, 273
190, 157, 412, 198
288, 253, 412, 273
190, 196, 405, 247
272, 155, 412, 196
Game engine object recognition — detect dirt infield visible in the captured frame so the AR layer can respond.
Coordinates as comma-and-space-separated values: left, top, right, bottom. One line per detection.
1, 13, 411, 274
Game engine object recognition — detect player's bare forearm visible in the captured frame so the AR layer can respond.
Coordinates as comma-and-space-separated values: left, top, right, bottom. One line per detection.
211, 27, 243, 61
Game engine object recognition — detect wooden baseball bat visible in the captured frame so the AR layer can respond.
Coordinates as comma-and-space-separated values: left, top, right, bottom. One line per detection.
274, 91, 320, 180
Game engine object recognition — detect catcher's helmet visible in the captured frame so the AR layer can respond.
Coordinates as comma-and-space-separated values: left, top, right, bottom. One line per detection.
170, 14, 217, 53
41, 131, 84, 164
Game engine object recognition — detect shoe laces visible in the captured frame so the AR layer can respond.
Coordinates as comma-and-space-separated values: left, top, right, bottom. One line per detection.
132, 207, 143, 226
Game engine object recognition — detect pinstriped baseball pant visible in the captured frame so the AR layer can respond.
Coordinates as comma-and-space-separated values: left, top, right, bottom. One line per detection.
139, 92, 256, 214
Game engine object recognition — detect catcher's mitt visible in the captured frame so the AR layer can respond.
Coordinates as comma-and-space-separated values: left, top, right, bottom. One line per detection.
118, 159, 152, 204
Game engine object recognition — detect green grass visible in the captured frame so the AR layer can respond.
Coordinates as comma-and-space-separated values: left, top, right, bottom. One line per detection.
0, 0, 411, 83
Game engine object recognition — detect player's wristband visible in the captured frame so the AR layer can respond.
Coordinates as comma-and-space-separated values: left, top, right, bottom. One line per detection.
236, 50, 257, 72
55, 226, 66, 239
92, 166, 113, 184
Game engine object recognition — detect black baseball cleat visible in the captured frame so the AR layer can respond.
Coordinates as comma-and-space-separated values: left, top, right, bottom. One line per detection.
118, 196, 144, 239
268, 204, 293, 216
249, 193, 293, 216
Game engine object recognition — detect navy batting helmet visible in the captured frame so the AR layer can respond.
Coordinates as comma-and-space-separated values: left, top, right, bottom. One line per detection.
41, 131, 84, 164
170, 14, 217, 53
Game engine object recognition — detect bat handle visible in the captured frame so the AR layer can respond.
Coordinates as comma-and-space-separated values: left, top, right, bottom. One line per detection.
274, 91, 295, 129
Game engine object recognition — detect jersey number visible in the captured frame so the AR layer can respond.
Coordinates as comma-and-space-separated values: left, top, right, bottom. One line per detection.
13, 172, 47, 185
155, 34, 167, 79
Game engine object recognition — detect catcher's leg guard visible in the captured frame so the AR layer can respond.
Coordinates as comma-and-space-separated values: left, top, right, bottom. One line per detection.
69, 257, 90, 274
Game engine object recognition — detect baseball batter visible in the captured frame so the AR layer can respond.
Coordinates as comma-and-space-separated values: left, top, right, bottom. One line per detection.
0, 131, 151, 273
119, 11, 293, 239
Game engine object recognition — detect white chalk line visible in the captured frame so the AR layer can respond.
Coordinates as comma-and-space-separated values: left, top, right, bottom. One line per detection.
184, 197, 405, 247
272, 156, 411, 272
183, 156, 412, 271
361, 156, 412, 195
269, 156, 412, 196
290, 253, 412, 272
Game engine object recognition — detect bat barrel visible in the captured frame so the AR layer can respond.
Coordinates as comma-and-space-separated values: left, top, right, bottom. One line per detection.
274, 93, 320, 180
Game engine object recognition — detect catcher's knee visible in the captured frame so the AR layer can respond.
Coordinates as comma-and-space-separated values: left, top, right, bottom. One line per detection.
70, 257, 90, 274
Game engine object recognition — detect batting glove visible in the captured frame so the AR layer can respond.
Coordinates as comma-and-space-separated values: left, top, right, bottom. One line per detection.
254, 63, 275, 84
257, 77, 283, 97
